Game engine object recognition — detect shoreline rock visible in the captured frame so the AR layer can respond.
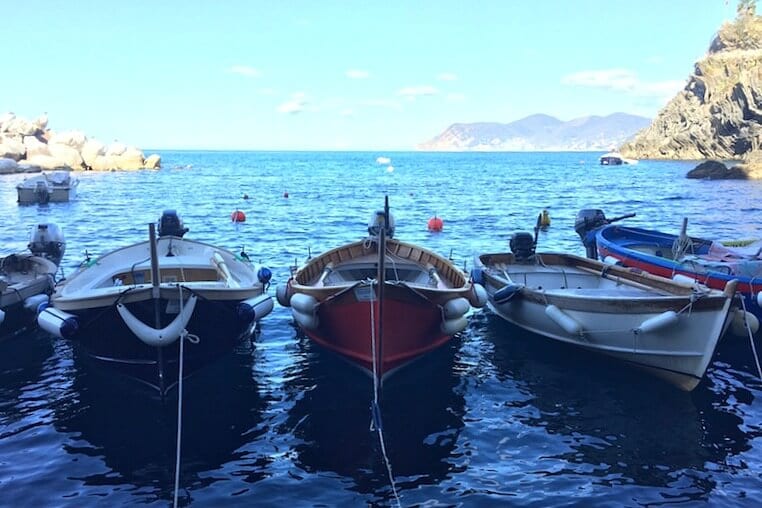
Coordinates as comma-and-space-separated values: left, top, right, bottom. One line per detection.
0, 112, 161, 172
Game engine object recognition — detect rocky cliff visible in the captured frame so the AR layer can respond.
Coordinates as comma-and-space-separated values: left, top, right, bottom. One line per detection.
418, 113, 650, 151
620, 8, 762, 160
0, 112, 161, 173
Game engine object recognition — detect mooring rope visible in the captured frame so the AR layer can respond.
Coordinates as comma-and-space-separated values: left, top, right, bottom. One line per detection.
368, 281, 401, 507
173, 286, 198, 508
739, 295, 762, 382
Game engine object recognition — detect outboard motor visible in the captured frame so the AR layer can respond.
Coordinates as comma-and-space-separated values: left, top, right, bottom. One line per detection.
509, 232, 536, 263
574, 209, 609, 260
158, 210, 189, 238
28, 223, 65, 266
368, 210, 396, 239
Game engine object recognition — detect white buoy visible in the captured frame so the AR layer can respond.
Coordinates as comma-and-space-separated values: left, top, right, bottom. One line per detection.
276, 284, 292, 307
237, 294, 274, 323
23, 293, 49, 312
672, 274, 698, 286
757, 291, 762, 308
468, 283, 488, 308
37, 307, 79, 339
290, 293, 318, 315
636, 310, 679, 334
730, 308, 760, 336
292, 309, 319, 330
117, 295, 197, 347
441, 315, 468, 335
545, 305, 583, 335
602, 256, 621, 265
443, 297, 470, 319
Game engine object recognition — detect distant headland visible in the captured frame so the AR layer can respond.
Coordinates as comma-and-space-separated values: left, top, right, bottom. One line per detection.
417, 113, 650, 152
0, 112, 160, 174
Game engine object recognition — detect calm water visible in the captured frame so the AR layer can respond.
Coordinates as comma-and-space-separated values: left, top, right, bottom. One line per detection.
1, 151, 761, 507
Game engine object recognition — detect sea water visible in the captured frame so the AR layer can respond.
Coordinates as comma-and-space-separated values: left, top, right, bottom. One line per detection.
0, 151, 760, 506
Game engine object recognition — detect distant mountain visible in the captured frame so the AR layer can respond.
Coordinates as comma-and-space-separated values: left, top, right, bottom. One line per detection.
417, 113, 651, 151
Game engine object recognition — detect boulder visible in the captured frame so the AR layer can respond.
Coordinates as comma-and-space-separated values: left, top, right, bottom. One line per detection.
90, 154, 119, 171
0, 136, 25, 160
80, 139, 105, 166
23, 135, 50, 158
115, 147, 145, 170
5, 116, 40, 136
23, 154, 71, 170
105, 142, 127, 156
0, 157, 18, 174
48, 130, 86, 151
686, 159, 748, 179
144, 153, 161, 169
49, 143, 85, 169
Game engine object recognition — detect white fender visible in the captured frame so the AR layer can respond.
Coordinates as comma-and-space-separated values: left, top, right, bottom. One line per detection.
292, 309, 319, 330
757, 291, 762, 308
276, 283, 292, 307
38, 306, 79, 339
212, 251, 240, 288
468, 283, 488, 308
602, 256, 621, 265
238, 294, 274, 323
291, 293, 319, 315
545, 305, 584, 335
441, 315, 468, 335
636, 310, 679, 334
672, 274, 698, 286
24, 293, 50, 312
730, 308, 760, 336
443, 297, 471, 319
0, 308, 5, 326
117, 294, 197, 347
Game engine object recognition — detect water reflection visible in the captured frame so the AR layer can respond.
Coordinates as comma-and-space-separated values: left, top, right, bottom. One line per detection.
0, 331, 55, 427
283, 335, 467, 504
52, 339, 268, 504
480, 311, 760, 503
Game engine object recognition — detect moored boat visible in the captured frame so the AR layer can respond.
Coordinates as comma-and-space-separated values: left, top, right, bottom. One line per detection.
473, 231, 739, 391
17, 170, 79, 204
37, 210, 274, 394
277, 199, 487, 379
599, 151, 638, 165
575, 208, 762, 326
1, 224, 64, 340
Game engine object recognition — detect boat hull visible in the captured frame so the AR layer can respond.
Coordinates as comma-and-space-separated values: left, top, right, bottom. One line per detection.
477, 252, 736, 391
596, 225, 762, 320
60, 295, 259, 394
1, 255, 56, 340
302, 283, 450, 378
17, 186, 76, 204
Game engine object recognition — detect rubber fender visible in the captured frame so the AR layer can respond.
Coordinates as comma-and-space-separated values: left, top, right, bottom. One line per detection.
237, 294, 274, 323
276, 283, 292, 307
291, 293, 318, 314
545, 304, 583, 335
443, 297, 471, 319
37, 306, 79, 339
730, 308, 760, 337
468, 283, 488, 308
441, 315, 468, 335
24, 293, 49, 312
602, 256, 621, 265
636, 310, 678, 334
292, 309, 319, 330
117, 294, 197, 347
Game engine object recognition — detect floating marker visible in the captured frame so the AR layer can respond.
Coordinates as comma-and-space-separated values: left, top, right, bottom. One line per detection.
231, 210, 246, 223
427, 216, 444, 232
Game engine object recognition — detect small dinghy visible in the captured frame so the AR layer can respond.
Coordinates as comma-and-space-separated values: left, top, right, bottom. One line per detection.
17, 171, 79, 204
37, 210, 274, 395
474, 229, 738, 391
277, 198, 487, 379
1, 224, 64, 340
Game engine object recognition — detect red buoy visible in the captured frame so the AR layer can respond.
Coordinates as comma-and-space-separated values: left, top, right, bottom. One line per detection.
427, 216, 444, 232
231, 210, 246, 223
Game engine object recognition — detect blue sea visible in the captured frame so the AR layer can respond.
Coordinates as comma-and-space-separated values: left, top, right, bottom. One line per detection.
1, 151, 761, 507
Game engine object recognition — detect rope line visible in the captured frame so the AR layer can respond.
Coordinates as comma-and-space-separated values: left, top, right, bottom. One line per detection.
367, 281, 401, 507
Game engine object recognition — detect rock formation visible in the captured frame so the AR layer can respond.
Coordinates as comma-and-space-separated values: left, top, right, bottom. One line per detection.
686, 159, 748, 179
620, 6, 762, 160
0, 112, 161, 173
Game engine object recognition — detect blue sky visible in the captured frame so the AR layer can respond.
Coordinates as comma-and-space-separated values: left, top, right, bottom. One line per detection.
1, 0, 738, 150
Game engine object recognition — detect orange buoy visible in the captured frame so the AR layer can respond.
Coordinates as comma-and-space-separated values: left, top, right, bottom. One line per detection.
427, 216, 444, 232
283, 191, 289, 198
231, 210, 246, 223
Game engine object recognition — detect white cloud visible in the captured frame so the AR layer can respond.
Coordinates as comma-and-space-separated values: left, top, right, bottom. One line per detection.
346, 69, 370, 79
361, 99, 404, 111
397, 85, 438, 98
437, 72, 458, 81
446, 92, 466, 102
277, 92, 308, 114
230, 65, 261, 77
561, 68, 685, 100
340, 108, 354, 117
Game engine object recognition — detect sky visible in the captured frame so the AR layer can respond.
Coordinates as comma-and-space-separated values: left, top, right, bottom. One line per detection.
0, 0, 740, 151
